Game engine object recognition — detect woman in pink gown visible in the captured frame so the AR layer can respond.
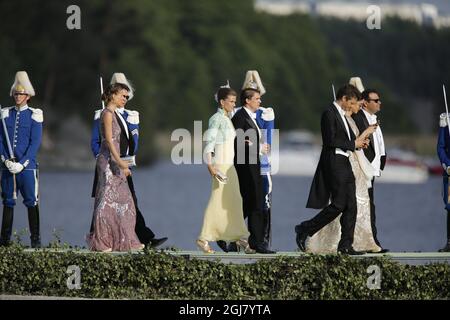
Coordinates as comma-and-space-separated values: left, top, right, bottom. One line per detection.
87, 83, 144, 252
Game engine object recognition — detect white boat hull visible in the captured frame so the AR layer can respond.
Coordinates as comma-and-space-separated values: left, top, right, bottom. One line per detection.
272, 150, 429, 184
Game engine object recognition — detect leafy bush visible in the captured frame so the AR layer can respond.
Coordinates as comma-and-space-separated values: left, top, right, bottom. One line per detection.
0, 246, 449, 299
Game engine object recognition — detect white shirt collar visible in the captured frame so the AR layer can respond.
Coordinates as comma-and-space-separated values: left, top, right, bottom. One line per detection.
333, 101, 346, 117
362, 108, 377, 124
15, 104, 29, 112
243, 106, 261, 138
243, 106, 257, 119
333, 101, 351, 140
116, 107, 125, 115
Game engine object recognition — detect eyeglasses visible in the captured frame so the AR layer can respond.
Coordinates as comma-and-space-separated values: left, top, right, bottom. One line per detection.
13, 93, 27, 96
367, 99, 381, 104
122, 95, 130, 100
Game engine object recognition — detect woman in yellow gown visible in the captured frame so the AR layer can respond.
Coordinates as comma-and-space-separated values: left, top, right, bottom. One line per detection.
197, 85, 255, 254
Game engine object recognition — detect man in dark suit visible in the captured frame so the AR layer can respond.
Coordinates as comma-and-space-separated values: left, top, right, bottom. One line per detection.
352, 89, 388, 253
295, 84, 370, 255
232, 86, 274, 254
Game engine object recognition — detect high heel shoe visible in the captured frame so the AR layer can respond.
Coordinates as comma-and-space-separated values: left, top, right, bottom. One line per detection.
196, 239, 215, 254
236, 239, 256, 254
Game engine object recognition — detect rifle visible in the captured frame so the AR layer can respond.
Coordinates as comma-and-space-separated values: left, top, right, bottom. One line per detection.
443, 84, 450, 137
100, 76, 105, 109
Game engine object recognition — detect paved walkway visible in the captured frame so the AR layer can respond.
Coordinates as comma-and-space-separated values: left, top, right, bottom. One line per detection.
20, 248, 450, 265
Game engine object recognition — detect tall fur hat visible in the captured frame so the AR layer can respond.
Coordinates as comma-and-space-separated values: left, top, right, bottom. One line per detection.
110, 73, 134, 100
242, 70, 266, 96
10, 71, 35, 97
349, 77, 365, 94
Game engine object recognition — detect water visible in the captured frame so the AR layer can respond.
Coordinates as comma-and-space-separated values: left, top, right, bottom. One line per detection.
7, 161, 447, 252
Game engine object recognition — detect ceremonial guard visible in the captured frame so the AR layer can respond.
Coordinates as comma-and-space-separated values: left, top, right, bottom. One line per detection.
255, 89, 275, 250
0, 71, 43, 248
91, 73, 167, 248
437, 110, 450, 252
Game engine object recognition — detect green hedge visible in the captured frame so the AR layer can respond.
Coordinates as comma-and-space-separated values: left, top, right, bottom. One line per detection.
0, 245, 449, 299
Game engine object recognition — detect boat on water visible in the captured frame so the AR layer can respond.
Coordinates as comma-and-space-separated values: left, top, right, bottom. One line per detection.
272, 131, 321, 176
423, 156, 444, 176
272, 131, 429, 184
377, 148, 429, 184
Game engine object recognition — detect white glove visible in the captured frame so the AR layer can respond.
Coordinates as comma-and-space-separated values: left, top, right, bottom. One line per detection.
4, 159, 14, 170
446, 166, 450, 176
9, 162, 24, 174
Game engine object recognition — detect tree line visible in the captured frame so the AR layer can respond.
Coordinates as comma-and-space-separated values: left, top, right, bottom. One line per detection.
1, 0, 449, 161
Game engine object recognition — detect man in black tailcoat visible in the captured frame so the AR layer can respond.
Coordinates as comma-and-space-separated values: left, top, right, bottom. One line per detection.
295, 84, 369, 255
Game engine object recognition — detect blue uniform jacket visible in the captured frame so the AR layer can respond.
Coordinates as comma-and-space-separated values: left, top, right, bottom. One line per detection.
438, 128, 450, 171
256, 107, 275, 175
0, 105, 43, 169
437, 113, 450, 208
91, 108, 139, 158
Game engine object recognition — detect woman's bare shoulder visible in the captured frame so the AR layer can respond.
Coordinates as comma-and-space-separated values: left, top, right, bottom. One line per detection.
102, 109, 113, 118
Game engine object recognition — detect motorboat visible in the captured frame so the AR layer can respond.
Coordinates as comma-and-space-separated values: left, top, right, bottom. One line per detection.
272, 131, 429, 184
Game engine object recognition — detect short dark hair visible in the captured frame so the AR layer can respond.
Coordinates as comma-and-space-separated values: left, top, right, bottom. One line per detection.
102, 83, 130, 105
336, 84, 361, 101
240, 88, 260, 106
217, 87, 237, 102
362, 89, 380, 101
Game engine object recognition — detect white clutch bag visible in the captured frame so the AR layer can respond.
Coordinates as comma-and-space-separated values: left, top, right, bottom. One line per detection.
121, 155, 136, 167
214, 169, 228, 184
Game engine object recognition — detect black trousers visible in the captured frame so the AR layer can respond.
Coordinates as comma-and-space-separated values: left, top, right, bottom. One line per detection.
234, 164, 267, 249
126, 175, 155, 244
304, 180, 357, 250
446, 210, 450, 239
368, 179, 381, 246
90, 173, 155, 244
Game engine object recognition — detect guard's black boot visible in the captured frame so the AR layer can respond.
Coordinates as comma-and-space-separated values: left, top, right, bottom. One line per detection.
439, 211, 450, 252
0, 206, 14, 247
262, 209, 272, 250
28, 205, 41, 248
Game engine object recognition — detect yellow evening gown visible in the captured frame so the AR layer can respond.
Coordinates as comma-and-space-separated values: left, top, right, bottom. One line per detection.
198, 111, 250, 242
